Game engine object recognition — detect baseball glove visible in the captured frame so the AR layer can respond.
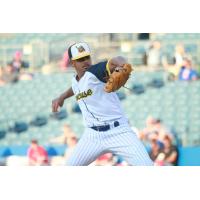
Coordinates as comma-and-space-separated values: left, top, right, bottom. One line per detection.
104, 63, 133, 93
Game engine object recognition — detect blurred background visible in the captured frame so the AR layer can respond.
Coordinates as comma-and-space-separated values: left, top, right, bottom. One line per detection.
0, 33, 200, 166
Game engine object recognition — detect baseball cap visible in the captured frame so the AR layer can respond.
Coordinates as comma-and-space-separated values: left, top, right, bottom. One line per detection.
68, 42, 91, 61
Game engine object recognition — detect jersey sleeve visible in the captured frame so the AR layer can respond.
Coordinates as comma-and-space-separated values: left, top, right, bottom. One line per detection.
87, 61, 109, 83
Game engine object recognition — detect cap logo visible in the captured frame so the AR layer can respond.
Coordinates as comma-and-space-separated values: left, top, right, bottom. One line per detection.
76, 45, 85, 53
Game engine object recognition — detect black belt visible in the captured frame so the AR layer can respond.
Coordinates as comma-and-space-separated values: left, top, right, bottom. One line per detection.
91, 121, 120, 132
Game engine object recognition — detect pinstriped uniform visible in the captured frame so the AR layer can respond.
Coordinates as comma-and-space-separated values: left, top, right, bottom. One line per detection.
67, 123, 153, 166
67, 61, 153, 166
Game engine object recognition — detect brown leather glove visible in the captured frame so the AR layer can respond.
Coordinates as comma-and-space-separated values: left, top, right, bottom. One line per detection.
104, 63, 133, 93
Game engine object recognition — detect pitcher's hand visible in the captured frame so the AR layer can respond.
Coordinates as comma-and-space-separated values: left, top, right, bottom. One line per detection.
52, 96, 64, 112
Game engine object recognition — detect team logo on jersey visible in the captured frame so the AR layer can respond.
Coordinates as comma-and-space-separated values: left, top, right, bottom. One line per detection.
76, 89, 93, 101
76, 45, 85, 53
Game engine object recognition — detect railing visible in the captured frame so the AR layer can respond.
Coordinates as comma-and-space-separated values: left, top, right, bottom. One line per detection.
1, 33, 200, 70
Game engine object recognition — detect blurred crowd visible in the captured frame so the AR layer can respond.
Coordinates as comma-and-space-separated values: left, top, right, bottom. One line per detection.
1, 42, 199, 88
14, 124, 128, 166
20, 118, 178, 166
0, 50, 73, 87
0, 51, 33, 86
136, 116, 179, 166
145, 42, 199, 81
1, 39, 199, 166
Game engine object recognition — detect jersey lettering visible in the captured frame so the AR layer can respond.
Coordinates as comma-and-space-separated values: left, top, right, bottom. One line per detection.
76, 89, 93, 101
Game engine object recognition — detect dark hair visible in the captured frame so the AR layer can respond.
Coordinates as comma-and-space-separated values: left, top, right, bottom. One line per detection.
155, 119, 162, 123
163, 135, 171, 142
31, 139, 38, 144
70, 136, 78, 142
67, 43, 76, 60
151, 138, 157, 143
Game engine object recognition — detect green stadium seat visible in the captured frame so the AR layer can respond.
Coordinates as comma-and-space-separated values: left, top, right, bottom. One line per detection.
0, 69, 200, 146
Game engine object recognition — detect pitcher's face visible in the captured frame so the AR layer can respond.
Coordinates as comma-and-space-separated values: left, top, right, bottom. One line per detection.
72, 56, 92, 76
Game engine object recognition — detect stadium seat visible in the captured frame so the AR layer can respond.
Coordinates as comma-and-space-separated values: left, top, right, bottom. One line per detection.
9, 122, 29, 134
45, 145, 66, 156
131, 84, 145, 94
147, 78, 164, 88
0, 130, 6, 140
30, 116, 48, 127
116, 91, 126, 100
72, 104, 81, 113
50, 109, 68, 120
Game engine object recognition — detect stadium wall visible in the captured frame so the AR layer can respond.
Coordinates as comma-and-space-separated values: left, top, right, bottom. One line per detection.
0, 145, 200, 166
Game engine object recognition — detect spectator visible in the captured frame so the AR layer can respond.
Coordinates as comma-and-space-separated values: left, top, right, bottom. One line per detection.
27, 139, 49, 166
64, 136, 78, 161
155, 135, 178, 166
138, 116, 157, 142
49, 124, 77, 145
163, 44, 187, 81
93, 153, 115, 166
10, 51, 29, 73
178, 58, 199, 81
173, 44, 186, 67
49, 124, 78, 165
0, 63, 19, 85
150, 119, 174, 143
59, 51, 70, 71
51, 135, 79, 166
146, 41, 162, 67
139, 117, 174, 147
149, 138, 163, 162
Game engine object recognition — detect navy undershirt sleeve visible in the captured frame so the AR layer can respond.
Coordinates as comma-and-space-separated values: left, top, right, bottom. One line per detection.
87, 61, 108, 83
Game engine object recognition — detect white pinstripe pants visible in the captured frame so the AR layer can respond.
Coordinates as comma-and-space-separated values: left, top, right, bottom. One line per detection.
66, 124, 153, 166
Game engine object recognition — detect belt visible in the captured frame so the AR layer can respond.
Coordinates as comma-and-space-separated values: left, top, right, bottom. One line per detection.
90, 121, 120, 132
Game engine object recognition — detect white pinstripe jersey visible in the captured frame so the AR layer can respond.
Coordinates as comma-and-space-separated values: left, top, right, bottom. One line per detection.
71, 61, 128, 127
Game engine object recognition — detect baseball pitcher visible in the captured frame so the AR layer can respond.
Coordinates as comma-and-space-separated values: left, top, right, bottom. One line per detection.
52, 42, 153, 166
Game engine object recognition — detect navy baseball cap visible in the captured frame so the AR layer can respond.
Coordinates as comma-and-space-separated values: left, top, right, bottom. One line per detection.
68, 42, 91, 61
